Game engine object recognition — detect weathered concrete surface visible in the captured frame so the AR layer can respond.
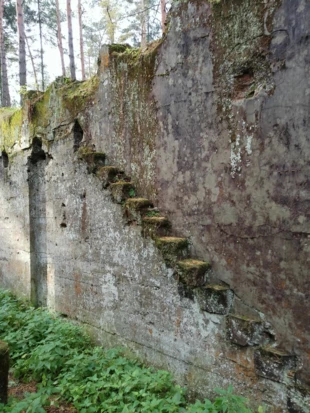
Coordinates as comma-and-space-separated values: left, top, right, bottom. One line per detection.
0, 150, 31, 298
0, 0, 309, 411
152, 0, 310, 393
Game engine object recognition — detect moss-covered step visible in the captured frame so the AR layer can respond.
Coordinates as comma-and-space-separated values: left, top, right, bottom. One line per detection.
254, 347, 297, 384
195, 284, 234, 315
96, 166, 123, 188
124, 198, 154, 222
177, 259, 211, 287
142, 216, 170, 238
0, 340, 9, 404
110, 181, 135, 203
79, 152, 106, 173
227, 314, 273, 347
155, 237, 189, 264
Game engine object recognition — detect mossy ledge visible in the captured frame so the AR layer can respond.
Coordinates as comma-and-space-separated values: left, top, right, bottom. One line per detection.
59, 75, 99, 118
0, 108, 23, 153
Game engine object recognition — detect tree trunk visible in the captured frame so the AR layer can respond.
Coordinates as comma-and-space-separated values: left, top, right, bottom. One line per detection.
141, 0, 147, 48
0, 0, 11, 106
78, 0, 85, 80
16, 0, 26, 94
56, 0, 66, 77
160, 0, 166, 33
37, 0, 44, 90
25, 35, 38, 90
67, 0, 76, 80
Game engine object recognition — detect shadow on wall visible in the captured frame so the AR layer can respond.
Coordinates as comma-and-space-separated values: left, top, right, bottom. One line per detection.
27, 137, 48, 307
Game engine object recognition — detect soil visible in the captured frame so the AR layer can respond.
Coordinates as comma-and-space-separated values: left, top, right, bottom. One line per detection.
8, 373, 76, 412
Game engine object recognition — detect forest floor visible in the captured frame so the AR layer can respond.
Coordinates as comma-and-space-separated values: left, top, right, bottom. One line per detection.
8, 373, 76, 412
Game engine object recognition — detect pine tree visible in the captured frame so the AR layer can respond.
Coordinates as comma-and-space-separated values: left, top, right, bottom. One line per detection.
56, 0, 65, 76
37, 0, 44, 89
16, 0, 26, 93
67, 0, 76, 80
78, 0, 85, 80
160, 0, 166, 32
0, 0, 11, 106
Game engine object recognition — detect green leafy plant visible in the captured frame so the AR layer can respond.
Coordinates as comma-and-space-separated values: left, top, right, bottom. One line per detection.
146, 210, 160, 217
129, 188, 136, 197
0, 289, 259, 412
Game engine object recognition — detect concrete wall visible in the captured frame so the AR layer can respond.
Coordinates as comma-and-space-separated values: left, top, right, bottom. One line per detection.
0, 0, 309, 411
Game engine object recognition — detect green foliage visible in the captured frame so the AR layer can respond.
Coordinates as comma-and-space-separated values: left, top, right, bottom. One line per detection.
0, 289, 259, 412
129, 188, 136, 197
146, 210, 160, 217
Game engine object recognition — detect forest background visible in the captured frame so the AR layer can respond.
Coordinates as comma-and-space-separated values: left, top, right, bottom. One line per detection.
0, 0, 170, 106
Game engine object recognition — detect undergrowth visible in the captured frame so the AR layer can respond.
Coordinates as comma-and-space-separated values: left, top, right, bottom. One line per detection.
0, 289, 264, 413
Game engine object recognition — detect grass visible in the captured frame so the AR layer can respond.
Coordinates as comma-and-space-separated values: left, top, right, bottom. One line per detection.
0, 289, 264, 413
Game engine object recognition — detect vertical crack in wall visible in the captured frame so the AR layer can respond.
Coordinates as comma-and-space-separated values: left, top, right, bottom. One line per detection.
27, 138, 48, 307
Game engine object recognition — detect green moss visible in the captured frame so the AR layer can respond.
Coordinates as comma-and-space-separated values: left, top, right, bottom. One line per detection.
155, 237, 188, 263
229, 314, 261, 322
59, 75, 99, 117
0, 108, 23, 151
109, 43, 131, 54
28, 86, 52, 136
178, 259, 210, 271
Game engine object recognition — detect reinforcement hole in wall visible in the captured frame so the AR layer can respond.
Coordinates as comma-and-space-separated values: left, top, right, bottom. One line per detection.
73, 120, 84, 152
1, 151, 9, 168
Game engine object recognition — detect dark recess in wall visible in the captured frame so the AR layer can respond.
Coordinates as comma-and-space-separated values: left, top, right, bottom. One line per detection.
73, 120, 84, 152
1, 151, 9, 168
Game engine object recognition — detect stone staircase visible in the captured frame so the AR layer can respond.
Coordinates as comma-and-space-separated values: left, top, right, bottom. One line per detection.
78, 148, 298, 388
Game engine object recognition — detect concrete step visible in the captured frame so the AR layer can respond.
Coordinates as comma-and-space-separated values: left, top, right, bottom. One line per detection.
110, 181, 135, 203
96, 166, 123, 188
80, 151, 106, 173
254, 347, 297, 383
195, 284, 234, 314
177, 259, 211, 287
124, 198, 154, 222
142, 216, 170, 238
155, 236, 189, 264
227, 314, 273, 346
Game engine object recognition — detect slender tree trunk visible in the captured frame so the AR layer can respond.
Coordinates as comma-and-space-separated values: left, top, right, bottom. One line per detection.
67, 0, 76, 80
160, 0, 166, 32
16, 0, 26, 95
0, 0, 10, 106
25, 35, 38, 90
78, 0, 85, 80
141, 0, 147, 48
55, 0, 66, 77
37, 0, 44, 90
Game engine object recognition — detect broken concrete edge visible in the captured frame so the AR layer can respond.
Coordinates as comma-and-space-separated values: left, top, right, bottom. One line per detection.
0, 340, 9, 405
0, 341, 8, 356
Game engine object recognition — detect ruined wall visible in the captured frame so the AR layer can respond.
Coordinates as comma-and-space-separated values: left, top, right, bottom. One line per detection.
0, 0, 309, 411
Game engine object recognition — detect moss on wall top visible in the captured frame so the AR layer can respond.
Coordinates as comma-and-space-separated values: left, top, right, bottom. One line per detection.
0, 76, 100, 155
0, 107, 23, 152
58, 75, 99, 118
